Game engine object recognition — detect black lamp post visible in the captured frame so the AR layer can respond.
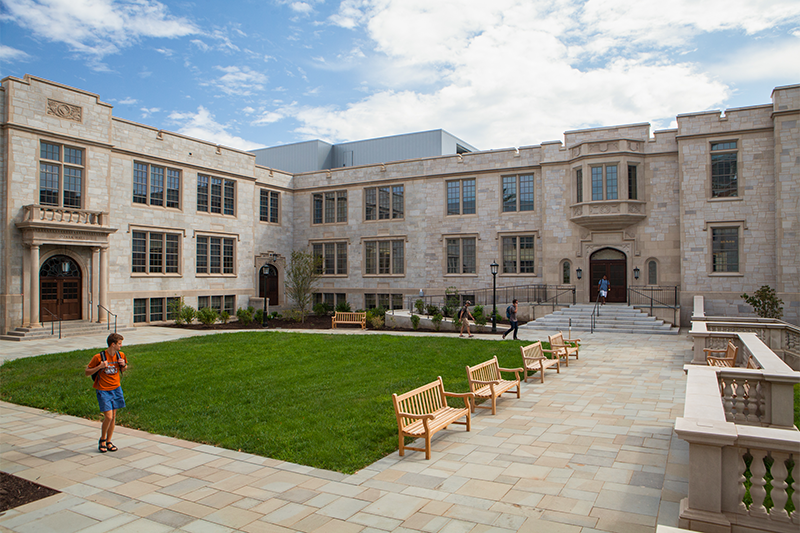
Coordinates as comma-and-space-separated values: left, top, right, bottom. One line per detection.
490, 261, 499, 333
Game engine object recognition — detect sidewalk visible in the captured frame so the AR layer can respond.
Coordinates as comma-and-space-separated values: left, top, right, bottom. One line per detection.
0, 328, 692, 532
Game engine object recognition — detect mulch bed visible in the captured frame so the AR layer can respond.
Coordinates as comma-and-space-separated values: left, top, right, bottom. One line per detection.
0, 471, 60, 512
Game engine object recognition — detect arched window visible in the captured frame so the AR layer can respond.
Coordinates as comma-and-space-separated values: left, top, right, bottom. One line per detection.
562, 261, 571, 284
648, 260, 657, 285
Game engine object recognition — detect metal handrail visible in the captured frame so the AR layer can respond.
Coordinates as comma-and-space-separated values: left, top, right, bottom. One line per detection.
590, 291, 602, 334
41, 307, 61, 339
407, 284, 576, 312
97, 304, 117, 333
541, 287, 577, 312
627, 285, 679, 326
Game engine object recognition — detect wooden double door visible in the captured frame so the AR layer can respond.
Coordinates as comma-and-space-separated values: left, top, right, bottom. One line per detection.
40, 255, 82, 321
259, 264, 279, 305
589, 248, 627, 303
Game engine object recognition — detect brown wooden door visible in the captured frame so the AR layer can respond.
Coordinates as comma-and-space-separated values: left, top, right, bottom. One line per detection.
589, 249, 627, 303
259, 264, 279, 305
40, 255, 82, 321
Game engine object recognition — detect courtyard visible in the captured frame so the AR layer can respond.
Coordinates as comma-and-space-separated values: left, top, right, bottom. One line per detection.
0, 326, 692, 532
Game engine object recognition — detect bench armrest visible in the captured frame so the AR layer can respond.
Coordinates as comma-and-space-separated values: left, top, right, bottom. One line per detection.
443, 391, 476, 399
396, 412, 435, 421
498, 366, 523, 373
703, 348, 726, 354
550, 343, 574, 349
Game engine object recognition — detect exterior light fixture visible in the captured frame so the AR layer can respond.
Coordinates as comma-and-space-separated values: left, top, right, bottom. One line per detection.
633, 266, 640, 280
576, 267, 582, 280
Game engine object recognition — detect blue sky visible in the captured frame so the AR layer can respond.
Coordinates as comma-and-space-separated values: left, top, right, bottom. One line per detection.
1, 0, 799, 152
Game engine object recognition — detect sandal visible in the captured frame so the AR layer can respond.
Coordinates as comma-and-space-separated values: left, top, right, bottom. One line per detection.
105, 441, 118, 452
98, 439, 107, 453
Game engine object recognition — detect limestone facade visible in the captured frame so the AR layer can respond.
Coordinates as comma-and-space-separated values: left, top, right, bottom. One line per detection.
1, 74, 798, 332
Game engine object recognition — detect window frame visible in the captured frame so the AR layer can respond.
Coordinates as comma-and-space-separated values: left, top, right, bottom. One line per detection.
501, 174, 535, 213
364, 293, 404, 310
313, 293, 347, 308
562, 260, 571, 284
259, 188, 281, 224
363, 238, 405, 276
710, 140, 739, 199
197, 174, 236, 216
196, 234, 237, 276
197, 295, 236, 314
575, 168, 583, 203
446, 178, 477, 216
590, 164, 619, 201
39, 140, 85, 209
647, 259, 658, 285
364, 184, 404, 221
499, 233, 537, 275
312, 190, 348, 225
133, 296, 182, 323
131, 229, 182, 276
627, 164, 638, 200
444, 235, 478, 275
133, 161, 182, 209
311, 241, 348, 276
709, 225, 742, 275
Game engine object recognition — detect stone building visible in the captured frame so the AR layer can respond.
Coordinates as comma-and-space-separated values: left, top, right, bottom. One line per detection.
1, 74, 798, 335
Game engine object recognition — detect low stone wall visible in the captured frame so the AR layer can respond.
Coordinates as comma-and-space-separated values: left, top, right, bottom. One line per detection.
385, 309, 497, 333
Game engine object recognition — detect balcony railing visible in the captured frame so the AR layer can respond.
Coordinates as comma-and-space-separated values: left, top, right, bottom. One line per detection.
569, 199, 646, 230
20, 204, 107, 226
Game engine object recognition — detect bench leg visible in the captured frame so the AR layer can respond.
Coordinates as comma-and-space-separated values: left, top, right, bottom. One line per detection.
425, 433, 432, 460
540, 365, 545, 384
491, 396, 497, 416
398, 434, 404, 456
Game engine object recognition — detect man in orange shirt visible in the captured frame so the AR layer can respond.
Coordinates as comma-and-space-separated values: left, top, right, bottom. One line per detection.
86, 333, 127, 453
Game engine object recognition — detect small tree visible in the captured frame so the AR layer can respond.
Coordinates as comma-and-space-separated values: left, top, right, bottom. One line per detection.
284, 249, 322, 323
410, 314, 420, 330
414, 299, 425, 315
741, 285, 784, 319
432, 312, 443, 331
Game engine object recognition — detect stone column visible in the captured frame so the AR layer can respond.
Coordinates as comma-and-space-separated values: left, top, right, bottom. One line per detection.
91, 247, 100, 323
99, 246, 108, 323
30, 244, 40, 327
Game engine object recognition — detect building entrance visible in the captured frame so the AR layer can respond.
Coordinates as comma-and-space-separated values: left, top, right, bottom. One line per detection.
259, 264, 279, 306
40, 255, 82, 321
589, 248, 626, 303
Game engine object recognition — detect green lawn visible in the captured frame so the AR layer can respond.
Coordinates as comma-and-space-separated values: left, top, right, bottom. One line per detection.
0, 332, 531, 473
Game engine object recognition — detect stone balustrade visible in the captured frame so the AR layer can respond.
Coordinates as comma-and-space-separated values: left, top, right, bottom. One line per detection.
21, 204, 107, 226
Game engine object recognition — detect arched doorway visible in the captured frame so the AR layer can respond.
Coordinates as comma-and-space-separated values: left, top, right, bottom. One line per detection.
259, 264, 279, 306
590, 248, 626, 303
40, 255, 82, 321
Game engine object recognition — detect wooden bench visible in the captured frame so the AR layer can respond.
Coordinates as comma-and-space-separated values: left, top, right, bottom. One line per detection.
521, 341, 560, 383
392, 377, 475, 459
705, 341, 738, 367
548, 331, 580, 367
466, 356, 522, 415
331, 311, 366, 329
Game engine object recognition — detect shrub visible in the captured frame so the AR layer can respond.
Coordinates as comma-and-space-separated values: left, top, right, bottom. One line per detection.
267, 311, 282, 320
414, 299, 425, 315
425, 304, 439, 316
313, 302, 333, 316
196, 307, 219, 326
444, 286, 460, 311
432, 313, 443, 331
441, 305, 453, 318
741, 285, 784, 319
335, 301, 352, 313
367, 306, 386, 321
219, 310, 230, 324
410, 314, 420, 330
283, 308, 304, 322
173, 301, 196, 325
236, 307, 253, 326
253, 309, 264, 325
369, 315, 384, 329
452, 316, 462, 328
472, 305, 487, 326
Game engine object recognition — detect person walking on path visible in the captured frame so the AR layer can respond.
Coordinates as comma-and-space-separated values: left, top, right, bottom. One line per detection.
459, 301, 475, 337
598, 275, 610, 305
86, 333, 128, 453
502, 299, 519, 340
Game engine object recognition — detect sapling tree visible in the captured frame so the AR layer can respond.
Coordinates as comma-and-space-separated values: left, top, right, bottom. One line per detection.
284, 249, 323, 323
741, 285, 784, 319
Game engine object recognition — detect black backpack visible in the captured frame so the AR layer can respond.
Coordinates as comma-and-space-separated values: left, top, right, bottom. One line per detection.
90, 351, 107, 382
506, 305, 513, 319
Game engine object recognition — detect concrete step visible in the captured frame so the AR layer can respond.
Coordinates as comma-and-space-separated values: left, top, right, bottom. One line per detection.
1, 322, 135, 341
522, 303, 680, 335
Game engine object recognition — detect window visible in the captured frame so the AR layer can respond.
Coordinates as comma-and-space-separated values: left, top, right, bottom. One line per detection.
562, 261, 571, 284
364, 240, 404, 275
648, 260, 657, 285
133, 297, 181, 323
39, 141, 84, 208
502, 236, 535, 274
132, 231, 180, 274
134, 162, 181, 208
446, 237, 476, 274
591, 165, 618, 200
313, 293, 347, 307
502, 174, 534, 212
365, 185, 404, 220
197, 174, 235, 215
628, 165, 638, 200
364, 294, 404, 310
711, 141, 738, 198
260, 189, 280, 223
196, 235, 235, 275
312, 242, 347, 275
576, 169, 583, 203
446, 178, 476, 215
198, 295, 236, 314
313, 191, 347, 224
712, 227, 739, 273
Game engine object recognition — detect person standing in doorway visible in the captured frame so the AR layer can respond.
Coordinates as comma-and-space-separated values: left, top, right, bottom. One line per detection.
598, 275, 610, 305
502, 299, 519, 340
86, 333, 127, 453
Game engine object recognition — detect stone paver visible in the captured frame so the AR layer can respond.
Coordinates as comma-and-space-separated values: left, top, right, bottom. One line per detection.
0, 327, 692, 532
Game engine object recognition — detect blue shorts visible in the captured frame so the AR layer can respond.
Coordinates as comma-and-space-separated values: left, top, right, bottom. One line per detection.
96, 387, 125, 413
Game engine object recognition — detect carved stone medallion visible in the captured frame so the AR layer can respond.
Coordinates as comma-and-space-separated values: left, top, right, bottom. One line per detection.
46, 99, 82, 122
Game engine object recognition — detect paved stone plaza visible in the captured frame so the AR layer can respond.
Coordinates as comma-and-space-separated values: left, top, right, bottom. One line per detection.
0, 328, 692, 532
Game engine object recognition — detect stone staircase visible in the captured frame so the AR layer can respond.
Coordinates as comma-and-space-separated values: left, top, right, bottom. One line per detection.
1, 320, 135, 341
521, 303, 679, 335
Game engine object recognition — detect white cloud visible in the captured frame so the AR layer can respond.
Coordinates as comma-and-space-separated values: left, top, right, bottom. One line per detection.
203, 66, 268, 96
140, 107, 161, 118
117, 97, 138, 105
0, 44, 31, 62
297, 0, 799, 147
290, 2, 314, 15
168, 106, 265, 150
0, 0, 198, 61
712, 37, 800, 83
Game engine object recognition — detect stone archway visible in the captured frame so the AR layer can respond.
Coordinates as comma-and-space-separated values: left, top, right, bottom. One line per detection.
589, 248, 626, 303
40, 255, 82, 321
